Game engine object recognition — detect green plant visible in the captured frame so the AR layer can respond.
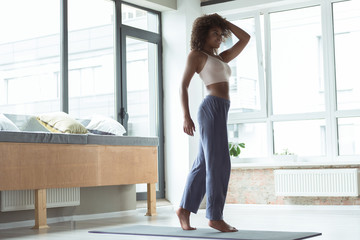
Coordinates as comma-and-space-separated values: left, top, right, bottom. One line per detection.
228, 142, 245, 157
275, 148, 295, 155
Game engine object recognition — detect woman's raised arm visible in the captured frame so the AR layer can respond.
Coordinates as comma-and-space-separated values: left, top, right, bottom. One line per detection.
220, 20, 250, 63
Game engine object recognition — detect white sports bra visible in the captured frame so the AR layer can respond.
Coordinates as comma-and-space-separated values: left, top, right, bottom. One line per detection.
199, 51, 231, 86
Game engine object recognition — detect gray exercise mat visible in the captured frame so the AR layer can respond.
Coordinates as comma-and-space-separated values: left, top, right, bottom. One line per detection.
89, 225, 321, 240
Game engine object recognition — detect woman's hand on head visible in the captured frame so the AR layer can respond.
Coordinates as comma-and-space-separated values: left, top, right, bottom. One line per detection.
183, 117, 196, 136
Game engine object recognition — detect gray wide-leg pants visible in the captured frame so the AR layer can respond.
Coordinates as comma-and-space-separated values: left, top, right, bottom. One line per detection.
180, 95, 231, 220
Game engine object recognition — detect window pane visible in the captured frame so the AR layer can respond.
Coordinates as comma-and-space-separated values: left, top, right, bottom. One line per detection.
126, 37, 158, 137
333, 1, 360, 110
338, 117, 360, 156
270, 6, 324, 114
126, 37, 159, 193
273, 120, 326, 157
224, 18, 261, 113
68, 0, 115, 118
228, 122, 267, 158
0, 0, 60, 114
122, 4, 159, 33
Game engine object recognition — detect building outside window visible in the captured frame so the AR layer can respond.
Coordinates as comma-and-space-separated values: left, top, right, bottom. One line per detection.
68, 0, 115, 118
0, 0, 60, 114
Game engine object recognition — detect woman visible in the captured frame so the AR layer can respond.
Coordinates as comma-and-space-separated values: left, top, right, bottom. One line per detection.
177, 14, 250, 232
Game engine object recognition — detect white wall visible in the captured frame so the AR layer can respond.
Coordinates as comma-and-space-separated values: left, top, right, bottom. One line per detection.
162, 0, 203, 206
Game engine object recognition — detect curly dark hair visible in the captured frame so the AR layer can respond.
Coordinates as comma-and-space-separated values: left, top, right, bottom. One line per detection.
190, 14, 231, 51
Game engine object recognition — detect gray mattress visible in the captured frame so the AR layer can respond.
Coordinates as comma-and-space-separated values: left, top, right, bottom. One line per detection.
0, 131, 158, 146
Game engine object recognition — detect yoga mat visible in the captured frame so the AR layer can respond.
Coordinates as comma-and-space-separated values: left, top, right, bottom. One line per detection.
89, 225, 322, 240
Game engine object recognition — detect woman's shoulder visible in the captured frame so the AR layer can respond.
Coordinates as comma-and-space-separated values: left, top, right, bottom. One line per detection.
188, 49, 207, 62
187, 50, 207, 74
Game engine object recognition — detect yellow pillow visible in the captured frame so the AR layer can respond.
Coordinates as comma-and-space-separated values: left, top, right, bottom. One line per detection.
37, 112, 88, 134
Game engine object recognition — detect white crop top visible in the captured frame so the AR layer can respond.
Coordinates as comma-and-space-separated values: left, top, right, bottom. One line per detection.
199, 51, 231, 86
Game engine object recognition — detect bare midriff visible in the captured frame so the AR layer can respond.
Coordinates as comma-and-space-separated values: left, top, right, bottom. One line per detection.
206, 82, 229, 100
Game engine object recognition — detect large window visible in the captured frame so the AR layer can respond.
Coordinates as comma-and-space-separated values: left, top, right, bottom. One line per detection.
226, 0, 360, 163
0, 0, 60, 114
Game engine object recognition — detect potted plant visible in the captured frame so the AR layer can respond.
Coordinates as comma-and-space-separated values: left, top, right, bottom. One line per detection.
228, 142, 245, 157
274, 148, 298, 162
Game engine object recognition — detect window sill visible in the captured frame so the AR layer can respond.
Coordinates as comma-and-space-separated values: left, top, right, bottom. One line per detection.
231, 161, 360, 170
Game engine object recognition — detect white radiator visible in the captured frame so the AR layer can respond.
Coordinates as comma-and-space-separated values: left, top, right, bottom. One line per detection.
274, 169, 360, 197
1, 188, 80, 212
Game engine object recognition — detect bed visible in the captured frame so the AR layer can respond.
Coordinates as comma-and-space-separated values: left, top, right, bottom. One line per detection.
0, 130, 158, 229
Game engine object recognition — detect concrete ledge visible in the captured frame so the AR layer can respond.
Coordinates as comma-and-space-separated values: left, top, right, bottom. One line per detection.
232, 162, 360, 169
128, 0, 177, 11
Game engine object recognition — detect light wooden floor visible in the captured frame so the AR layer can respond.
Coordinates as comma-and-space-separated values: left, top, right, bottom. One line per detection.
1, 202, 360, 240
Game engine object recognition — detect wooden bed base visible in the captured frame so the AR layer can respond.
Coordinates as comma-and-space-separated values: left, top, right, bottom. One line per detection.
0, 142, 158, 229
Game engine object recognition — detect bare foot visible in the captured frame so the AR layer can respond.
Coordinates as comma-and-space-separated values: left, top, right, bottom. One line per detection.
209, 220, 238, 232
176, 208, 196, 230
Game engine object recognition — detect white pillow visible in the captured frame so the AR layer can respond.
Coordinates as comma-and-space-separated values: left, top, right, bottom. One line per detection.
22, 116, 50, 132
86, 115, 126, 136
0, 113, 20, 131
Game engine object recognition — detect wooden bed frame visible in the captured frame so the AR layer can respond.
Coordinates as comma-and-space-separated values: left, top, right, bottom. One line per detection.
0, 142, 158, 229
